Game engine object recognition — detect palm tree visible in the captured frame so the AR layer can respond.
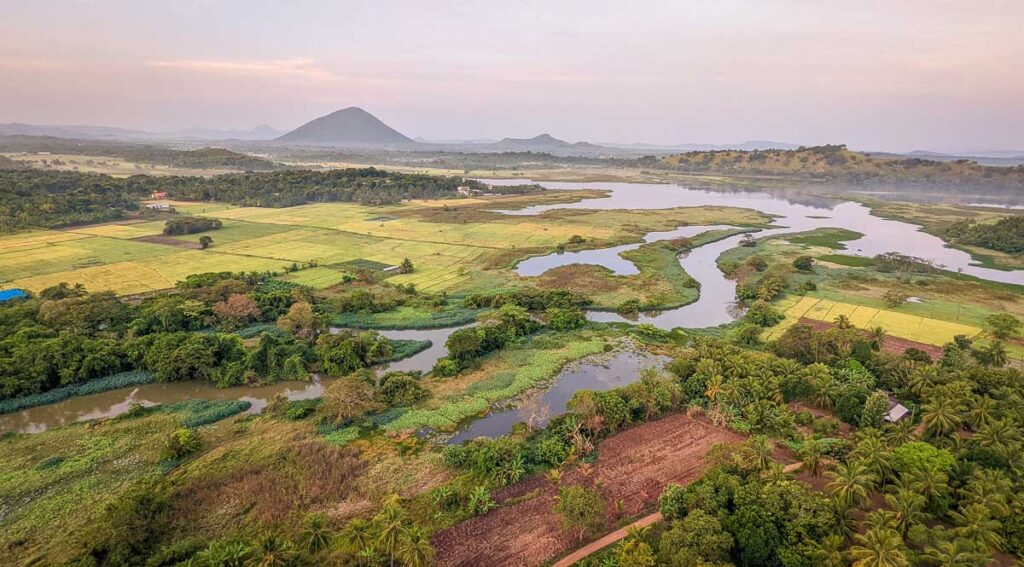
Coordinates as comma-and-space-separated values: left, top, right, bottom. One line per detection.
760, 461, 790, 483
746, 435, 774, 472
921, 539, 990, 567
799, 437, 828, 477
625, 524, 652, 542
376, 497, 409, 567
397, 525, 434, 567
966, 396, 995, 431
851, 431, 894, 483
246, 534, 295, 567
827, 461, 877, 511
835, 314, 854, 330
907, 366, 940, 398
195, 541, 253, 567
975, 419, 1021, 455
867, 327, 887, 352
339, 518, 374, 556
301, 513, 333, 564
961, 469, 1012, 518
980, 341, 1008, 367
885, 420, 916, 446
921, 395, 964, 438
811, 534, 847, 567
704, 374, 724, 402
849, 527, 909, 567
883, 489, 928, 537
950, 504, 1004, 552
910, 467, 949, 513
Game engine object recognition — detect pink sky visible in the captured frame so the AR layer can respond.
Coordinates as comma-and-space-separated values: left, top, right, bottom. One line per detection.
2, 0, 1023, 152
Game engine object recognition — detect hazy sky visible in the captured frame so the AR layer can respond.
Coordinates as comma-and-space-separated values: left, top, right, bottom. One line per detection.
2, 0, 1023, 151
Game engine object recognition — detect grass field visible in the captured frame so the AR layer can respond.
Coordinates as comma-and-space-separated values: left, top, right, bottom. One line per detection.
767, 296, 981, 346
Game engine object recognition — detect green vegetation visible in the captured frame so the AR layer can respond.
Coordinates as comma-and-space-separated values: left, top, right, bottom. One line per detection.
162, 216, 223, 236
941, 215, 1024, 254
0, 370, 154, 415
785, 227, 863, 249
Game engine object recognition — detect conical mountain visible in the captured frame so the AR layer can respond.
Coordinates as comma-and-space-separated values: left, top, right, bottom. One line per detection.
277, 107, 413, 145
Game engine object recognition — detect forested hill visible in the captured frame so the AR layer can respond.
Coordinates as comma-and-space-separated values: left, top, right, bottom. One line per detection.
0, 168, 542, 232
0, 136, 279, 171
660, 144, 1024, 190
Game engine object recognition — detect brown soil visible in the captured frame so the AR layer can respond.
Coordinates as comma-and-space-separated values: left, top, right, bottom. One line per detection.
797, 317, 944, 359
431, 414, 742, 567
133, 234, 201, 249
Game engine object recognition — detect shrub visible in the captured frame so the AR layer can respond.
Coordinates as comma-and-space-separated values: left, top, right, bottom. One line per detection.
432, 357, 460, 377
164, 428, 201, 460
892, 441, 955, 475
792, 256, 814, 271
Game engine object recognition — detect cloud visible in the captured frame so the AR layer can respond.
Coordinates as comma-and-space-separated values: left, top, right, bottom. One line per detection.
147, 58, 338, 82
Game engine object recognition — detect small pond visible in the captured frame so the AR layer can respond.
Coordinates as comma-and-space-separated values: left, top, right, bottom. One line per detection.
445, 349, 667, 444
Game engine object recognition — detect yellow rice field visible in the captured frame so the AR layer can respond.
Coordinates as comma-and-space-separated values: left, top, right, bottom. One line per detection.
769, 296, 981, 346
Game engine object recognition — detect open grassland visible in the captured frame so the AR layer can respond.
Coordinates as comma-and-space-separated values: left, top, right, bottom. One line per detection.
1, 192, 769, 298
0, 401, 250, 564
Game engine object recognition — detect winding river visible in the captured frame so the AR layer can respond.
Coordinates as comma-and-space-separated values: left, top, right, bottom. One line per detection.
492, 180, 1024, 328
0, 326, 466, 434
4, 181, 1021, 435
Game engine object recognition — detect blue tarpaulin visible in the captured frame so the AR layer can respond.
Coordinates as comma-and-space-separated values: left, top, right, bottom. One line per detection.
0, 289, 28, 302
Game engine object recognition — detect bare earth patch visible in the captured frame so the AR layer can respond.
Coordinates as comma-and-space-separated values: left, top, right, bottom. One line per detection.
432, 414, 742, 567
133, 234, 201, 249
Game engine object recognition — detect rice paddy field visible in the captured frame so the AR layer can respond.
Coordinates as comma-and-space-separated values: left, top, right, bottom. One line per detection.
0, 194, 768, 296
766, 296, 982, 346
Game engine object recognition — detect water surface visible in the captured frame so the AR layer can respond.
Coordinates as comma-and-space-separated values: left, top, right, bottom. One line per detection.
446, 350, 666, 444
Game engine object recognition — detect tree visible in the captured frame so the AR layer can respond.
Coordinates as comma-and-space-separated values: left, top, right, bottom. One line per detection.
198, 235, 213, 249
799, 437, 828, 477
849, 528, 909, 567
867, 327, 887, 352
921, 395, 964, 438
375, 496, 408, 567
399, 257, 414, 274
338, 518, 374, 556
277, 301, 324, 343
883, 489, 928, 537
301, 513, 333, 563
212, 293, 261, 330
883, 288, 909, 308
861, 391, 889, 429
247, 533, 295, 567
397, 525, 434, 567
827, 461, 877, 510
321, 377, 382, 425
985, 313, 1021, 340
950, 504, 1003, 552
921, 539, 991, 567
615, 538, 656, 567
554, 486, 605, 542
792, 255, 815, 271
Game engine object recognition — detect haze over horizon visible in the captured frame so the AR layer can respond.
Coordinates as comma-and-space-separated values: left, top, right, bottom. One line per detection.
3, 0, 1023, 153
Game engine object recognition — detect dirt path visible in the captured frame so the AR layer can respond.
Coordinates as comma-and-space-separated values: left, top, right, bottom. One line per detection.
551, 512, 663, 567
549, 460, 808, 566
432, 414, 743, 567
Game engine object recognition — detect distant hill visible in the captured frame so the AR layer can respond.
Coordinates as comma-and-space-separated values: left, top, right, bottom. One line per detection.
169, 124, 284, 141
276, 107, 414, 146
660, 144, 1024, 190
0, 122, 152, 140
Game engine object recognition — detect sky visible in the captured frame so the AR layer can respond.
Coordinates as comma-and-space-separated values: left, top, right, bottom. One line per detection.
2, 0, 1023, 152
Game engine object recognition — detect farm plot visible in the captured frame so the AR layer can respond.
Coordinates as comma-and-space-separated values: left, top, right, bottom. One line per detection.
432, 414, 742, 567
67, 220, 167, 239
0, 234, 170, 283
772, 296, 981, 346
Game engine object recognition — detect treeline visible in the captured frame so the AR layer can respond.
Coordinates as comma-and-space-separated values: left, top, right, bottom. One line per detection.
0, 168, 542, 232
0, 136, 279, 170
163, 216, 222, 235
0, 273, 416, 401
941, 216, 1024, 254
661, 144, 1024, 190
